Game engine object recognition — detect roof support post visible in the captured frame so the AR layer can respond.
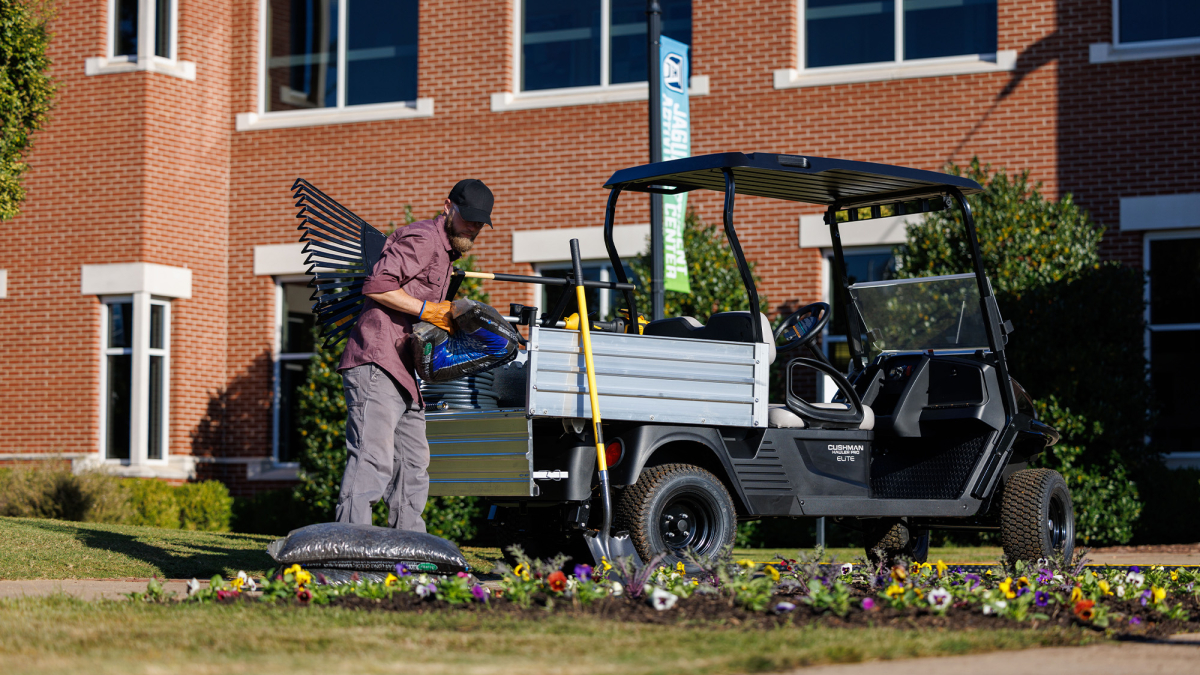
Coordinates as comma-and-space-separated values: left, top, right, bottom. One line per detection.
647, 0, 665, 321
825, 206, 866, 373
602, 186, 641, 333
721, 168, 762, 343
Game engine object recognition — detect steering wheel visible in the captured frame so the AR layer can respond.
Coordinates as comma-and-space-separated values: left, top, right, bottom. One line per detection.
773, 302, 831, 353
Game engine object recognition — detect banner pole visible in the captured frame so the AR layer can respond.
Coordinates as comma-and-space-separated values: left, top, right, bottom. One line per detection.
647, 0, 664, 321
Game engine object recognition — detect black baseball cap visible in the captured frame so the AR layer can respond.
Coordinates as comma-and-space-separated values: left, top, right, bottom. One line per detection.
449, 179, 494, 228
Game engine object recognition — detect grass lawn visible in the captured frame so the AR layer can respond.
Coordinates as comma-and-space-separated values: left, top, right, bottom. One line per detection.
0, 517, 1004, 580
0, 595, 1098, 675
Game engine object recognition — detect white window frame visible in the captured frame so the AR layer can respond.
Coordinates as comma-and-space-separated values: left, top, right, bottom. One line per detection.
1090, 0, 1200, 63
98, 294, 171, 465
272, 276, 313, 466
237, 0, 433, 132
86, 0, 195, 80
774, 0, 1015, 90
492, 0, 709, 112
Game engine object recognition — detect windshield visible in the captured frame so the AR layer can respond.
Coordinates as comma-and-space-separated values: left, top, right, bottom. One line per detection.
848, 273, 990, 353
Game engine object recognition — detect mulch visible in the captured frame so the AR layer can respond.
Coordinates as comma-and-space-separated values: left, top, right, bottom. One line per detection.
321, 592, 1200, 639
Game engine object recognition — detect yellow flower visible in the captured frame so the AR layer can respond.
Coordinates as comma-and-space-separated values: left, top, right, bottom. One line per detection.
919, 562, 933, 575
1171, 571, 1179, 582
985, 570, 994, 576
1151, 587, 1166, 604
230, 576, 244, 591
676, 562, 686, 575
1070, 586, 1083, 603
1015, 576, 1029, 590
692, 578, 699, 586
999, 577, 1016, 599
736, 559, 756, 569
1098, 580, 1112, 596
885, 584, 904, 598
384, 573, 398, 587
935, 560, 948, 578
295, 570, 313, 586
765, 565, 780, 582
890, 566, 907, 582
600, 557, 612, 572
513, 563, 530, 581
284, 564, 303, 578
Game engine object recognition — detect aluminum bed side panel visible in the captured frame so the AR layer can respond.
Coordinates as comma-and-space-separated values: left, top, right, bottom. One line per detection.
425, 409, 533, 496
527, 327, 768, 428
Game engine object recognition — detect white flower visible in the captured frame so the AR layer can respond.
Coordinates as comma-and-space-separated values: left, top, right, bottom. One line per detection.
236, 571, 258, 592
1036, 558, 1049, 568
1125, 572, 1145, 587
186, 578, 201, 597
774, 601, 796, 613
1117, 584, 1126, 598
610, 581, 624, 597
982, 604, 995, 615
648, 587, 678, 611
417, 574, 430, 586
415, 583, 435, 598
995, 600, 1008, 609
928, 588, 952, 610
841, 563, 853, 576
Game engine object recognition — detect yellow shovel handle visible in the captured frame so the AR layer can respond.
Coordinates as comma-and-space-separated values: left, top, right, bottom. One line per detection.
575, 285, 607, 472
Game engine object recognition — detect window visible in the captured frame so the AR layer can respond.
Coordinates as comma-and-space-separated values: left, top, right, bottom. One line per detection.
101, 296, 171, 462
804, 0, 996, 69
1146, 232, 1200, 457
112, 0, 174, 60
265, 0, 419, 112
274, 281, 316, 464
520, 0, 690, 92
1116, 0, 1200, 46
536, 260, 634, 323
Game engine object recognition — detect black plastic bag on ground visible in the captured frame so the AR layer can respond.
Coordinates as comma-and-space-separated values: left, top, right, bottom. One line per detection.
266, 522, 470, 579
412, 299, 520, 383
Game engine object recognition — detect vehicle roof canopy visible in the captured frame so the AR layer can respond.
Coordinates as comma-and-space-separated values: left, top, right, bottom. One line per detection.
604, 152, 981, 210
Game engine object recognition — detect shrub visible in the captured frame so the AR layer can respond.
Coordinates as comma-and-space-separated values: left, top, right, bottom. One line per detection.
231, 488, 310, 536
124, 478, 181, 529
0, 0, 56, 221
0, 465, 127, 522
176, 480, 233, 532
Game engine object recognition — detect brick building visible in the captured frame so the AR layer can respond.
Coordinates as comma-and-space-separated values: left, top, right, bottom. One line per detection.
1, 0, 1197, 493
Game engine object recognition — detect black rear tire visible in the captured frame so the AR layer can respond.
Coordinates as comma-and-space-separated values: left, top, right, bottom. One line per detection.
614, 463, 737, 569
999, 468, 1075, 562
864, 519, 929, 565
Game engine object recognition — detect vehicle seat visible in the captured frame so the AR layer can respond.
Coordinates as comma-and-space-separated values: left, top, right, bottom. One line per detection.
643, 312, 776, 364
768, 403, 875, 430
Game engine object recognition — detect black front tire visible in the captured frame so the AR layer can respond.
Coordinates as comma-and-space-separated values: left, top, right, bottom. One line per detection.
614, 463, 737, 569
999, 468, 1075, 562
864, 519, 929, 565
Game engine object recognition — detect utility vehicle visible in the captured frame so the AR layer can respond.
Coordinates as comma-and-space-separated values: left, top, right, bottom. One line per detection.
297, 152, 1071, 567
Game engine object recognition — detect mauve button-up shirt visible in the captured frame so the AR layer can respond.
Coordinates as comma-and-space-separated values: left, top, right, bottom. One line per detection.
338, 216, 460, 406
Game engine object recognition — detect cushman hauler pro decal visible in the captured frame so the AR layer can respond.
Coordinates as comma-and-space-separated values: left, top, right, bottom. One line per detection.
828, 444, 864, 462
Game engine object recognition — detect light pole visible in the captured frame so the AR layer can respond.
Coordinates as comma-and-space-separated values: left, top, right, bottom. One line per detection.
647, 0, 664, 321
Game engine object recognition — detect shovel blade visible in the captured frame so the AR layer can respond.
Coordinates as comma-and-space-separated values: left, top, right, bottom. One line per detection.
583, 530, 644, 568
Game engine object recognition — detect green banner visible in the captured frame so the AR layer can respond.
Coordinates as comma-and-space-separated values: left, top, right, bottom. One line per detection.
660, 36, 691, 294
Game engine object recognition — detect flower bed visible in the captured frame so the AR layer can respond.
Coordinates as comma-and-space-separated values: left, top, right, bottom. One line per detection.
156, 550, 1200, 638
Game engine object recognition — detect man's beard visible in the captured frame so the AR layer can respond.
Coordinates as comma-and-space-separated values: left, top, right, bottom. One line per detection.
444, 214, 476, 253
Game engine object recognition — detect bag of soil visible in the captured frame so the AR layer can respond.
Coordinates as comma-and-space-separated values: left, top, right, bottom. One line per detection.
412, 299, 520, 383
266, 522, 469, 582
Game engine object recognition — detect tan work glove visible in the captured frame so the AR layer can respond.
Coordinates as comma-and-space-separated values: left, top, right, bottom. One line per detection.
420, 300, 455, 334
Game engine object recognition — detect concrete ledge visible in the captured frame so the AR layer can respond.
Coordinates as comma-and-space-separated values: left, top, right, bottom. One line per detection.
1120, 193, 1200, 231
236, 99, 434, 131
254, 243, 308, 276
774, 51, 1016, 89
491, 76, 709, 112
512, 224, 649, 263
1090, 40, 1200, 64
80, 262, 192, 299
799, 213, 925, 249
84, 56, 196, 81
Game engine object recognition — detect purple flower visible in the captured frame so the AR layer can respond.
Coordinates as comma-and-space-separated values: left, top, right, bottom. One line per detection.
862, 597, 877, 611
1034, 590, 1050, 607
964, 574, 982, 591
774, 602, 796, 613
1038, 572, 1053, 585
1140, 589, 1151, 607
1017, 587, 1030, 598
316, 573, 328, 585
574, 564, 593, 581
395, 564, 410, 577
471, 585, 488, 602
1129, 566, 1141, 573
1130, 616, 1142, 625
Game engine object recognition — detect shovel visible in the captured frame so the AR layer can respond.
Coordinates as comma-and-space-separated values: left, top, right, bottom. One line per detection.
565, 239, 642, 568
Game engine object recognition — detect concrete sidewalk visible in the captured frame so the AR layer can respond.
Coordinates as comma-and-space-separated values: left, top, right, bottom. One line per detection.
0, 578, 204, 600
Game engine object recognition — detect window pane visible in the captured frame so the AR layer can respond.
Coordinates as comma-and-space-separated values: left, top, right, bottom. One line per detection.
829, 252, 895, 336
541, 265, 604, 321
150, 304, 164, 350
155, 0, 171, 58
806, 0, 895, 68
522, 0, 601, 91
278, 362, 308, 463
1149, 237, 1200, 326
267, 0, 339, 111
1151, 330, 1200, 454
347, 0, 418, 106
282, 283, 316, 353
106, 354, 132, 460
610, 0, 691, 85
1120, 0, 1200, 44
115, 0, 138, 56
148, 355, 164, 460
108, 303, 134, 350
903, 0, 996, 60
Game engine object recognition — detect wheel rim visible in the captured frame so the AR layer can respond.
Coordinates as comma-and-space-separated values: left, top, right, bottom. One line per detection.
658, 493, 717, 555
1048, 492, 1070, 551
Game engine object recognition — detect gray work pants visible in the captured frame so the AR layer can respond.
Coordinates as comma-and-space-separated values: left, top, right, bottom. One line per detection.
335, 364, 429, 531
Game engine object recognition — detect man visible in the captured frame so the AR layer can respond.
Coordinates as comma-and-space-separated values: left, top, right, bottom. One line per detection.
335, 179, 493, 530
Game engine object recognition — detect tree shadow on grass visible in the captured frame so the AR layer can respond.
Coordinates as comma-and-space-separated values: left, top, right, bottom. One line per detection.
23, 519, 277, 578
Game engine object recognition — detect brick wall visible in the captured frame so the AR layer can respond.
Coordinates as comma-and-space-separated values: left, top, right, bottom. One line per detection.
2, 0, 1196, 493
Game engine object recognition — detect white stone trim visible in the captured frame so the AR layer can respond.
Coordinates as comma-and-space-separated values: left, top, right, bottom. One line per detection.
85, 55, 197, 81
1090, 40, 1200, 63
81, 262, 192, 299
236, 98, 435, 131
1163, 452, 1200, 470
512, 224, 649, 263
1120, 193, 1200, 232
0, 269, 7, 298
774, 51, 1016, 89
491, 76, 709, 112
254, 243, 309, 276
798, 213, 925, 249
